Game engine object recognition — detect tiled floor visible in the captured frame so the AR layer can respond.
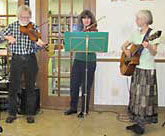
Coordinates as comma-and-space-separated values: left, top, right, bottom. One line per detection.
0, 109, 165, 136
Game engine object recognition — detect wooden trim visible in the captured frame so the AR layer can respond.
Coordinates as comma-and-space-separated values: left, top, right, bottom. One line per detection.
97, 58, 120, 62
39, 0, 49, 107
58, 48, 61, 96
83, 0, 90, 10
41, 104, 165, 111
155, 59, 165, 63
36, 0, 41, 25
97, 58, 165, 63
58, 0, 61, 97
0, 15, 16, 17
91, 0, 96, 15
18, 0, 24, 6
83, 0, 96, 15
94, 105, 165, 112
6, 0, 9, 25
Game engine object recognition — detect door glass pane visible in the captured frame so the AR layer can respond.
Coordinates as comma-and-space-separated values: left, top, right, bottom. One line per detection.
60, 58, 71, 78
61, 0, 71, 15
48, 0, 76, 97
8, 0, 18, 15
48, 57, 58, 96
60, 78, 70, 96
48, 77, 58, 96
48, 0, 58, 14
0, 17, 7, 48
73, 0, 83, 15
0, 17, 6, 28
9, 17, 17, 24
0, 0, 6, 14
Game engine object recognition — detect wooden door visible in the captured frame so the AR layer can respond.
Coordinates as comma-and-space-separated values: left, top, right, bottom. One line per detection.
37, 0, 96, 110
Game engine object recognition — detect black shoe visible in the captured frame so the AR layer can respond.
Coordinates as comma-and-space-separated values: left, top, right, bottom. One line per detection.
0, 126, 3, 133
133, 124, 145, 135
6, 116, 17, 123
64, 109, 77, 115
77, 111, 88, 118
27, 116, 35, 124
126, 124, 139, 130
77, 112, 84, 118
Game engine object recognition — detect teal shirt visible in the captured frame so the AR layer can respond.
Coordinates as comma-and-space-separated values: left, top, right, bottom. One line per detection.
72, 24, 97, 62
128, 29, 160, 70
75, 52, 96, 62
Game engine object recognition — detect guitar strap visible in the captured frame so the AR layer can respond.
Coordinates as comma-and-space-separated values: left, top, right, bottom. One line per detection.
139, 27, 152, 54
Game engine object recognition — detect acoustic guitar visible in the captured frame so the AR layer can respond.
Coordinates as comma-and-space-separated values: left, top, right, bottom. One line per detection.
120, 31, 162, 76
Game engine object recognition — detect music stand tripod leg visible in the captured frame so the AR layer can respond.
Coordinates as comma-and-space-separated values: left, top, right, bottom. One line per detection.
83, 36, 89, 117
162, 121, 165, 127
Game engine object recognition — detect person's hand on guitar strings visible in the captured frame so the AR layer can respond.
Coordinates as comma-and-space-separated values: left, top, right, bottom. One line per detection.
142, 41, 150, 48
124, 50, 131, 57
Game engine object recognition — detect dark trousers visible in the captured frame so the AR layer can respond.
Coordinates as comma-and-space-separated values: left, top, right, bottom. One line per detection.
70, 60, 96, 112
8, 54, 38, 116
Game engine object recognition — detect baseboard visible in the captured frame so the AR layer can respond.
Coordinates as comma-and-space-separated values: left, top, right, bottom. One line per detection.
94, 104, 165, 112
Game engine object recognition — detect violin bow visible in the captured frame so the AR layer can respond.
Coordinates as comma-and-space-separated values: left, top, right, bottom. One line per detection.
86, 16, 106, 30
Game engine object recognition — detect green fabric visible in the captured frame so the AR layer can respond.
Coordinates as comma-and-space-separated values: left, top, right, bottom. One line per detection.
75, 52, 96, 62
128, 30, 160, 70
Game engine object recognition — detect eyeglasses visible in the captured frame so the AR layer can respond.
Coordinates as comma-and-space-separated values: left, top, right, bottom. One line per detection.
20, 16, 30, 19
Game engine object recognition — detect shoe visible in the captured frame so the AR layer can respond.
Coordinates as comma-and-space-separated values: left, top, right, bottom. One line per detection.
126, 124, 145, 134
6, 116, 17, 123
27, 116, 35, 124
77, 112, 84, 118
64, 109, 77, 115
126, 124, 139, 130
133, 124, 145, 135
0, 126, 3, 133
77, 111, 88, 118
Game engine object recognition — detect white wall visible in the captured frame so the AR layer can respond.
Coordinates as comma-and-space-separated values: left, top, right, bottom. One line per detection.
95, 62, 165, 107
95, 0, 165, 106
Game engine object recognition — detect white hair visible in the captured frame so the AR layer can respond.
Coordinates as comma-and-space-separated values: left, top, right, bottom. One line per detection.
136, 10, 153, 25
17, 5, 32, 18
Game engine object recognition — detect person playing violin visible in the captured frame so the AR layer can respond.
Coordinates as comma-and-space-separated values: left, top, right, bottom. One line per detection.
0, 5, 45, 124
64, 10, 97, 118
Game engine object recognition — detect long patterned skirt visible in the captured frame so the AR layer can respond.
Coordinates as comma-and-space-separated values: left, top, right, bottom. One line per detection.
128, 68, 158, 125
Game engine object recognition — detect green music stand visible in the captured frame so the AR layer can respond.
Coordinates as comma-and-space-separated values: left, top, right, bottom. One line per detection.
64, 32, 109, 116
64, 32, 108, 53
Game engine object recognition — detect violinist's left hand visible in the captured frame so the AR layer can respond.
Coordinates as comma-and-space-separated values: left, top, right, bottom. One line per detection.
36, 38, 46, 47
142, 41, 150, 48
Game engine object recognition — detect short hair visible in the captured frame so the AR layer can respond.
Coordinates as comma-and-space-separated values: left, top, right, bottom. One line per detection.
78, 10, 97, 26
17, 5, 32, 18
136, 10, 153, 25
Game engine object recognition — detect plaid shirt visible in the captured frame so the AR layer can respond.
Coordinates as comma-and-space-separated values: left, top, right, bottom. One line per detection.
0, 21, 41, 55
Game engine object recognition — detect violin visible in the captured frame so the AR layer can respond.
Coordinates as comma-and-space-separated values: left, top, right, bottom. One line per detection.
83, 23, 98, 32
20, 23, 41, 42
20, 22, 49, 51
83, 16, 106, 32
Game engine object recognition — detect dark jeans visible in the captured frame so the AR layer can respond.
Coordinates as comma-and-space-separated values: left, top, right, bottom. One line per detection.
8, 54, 38, 116
70, 60, 96, 112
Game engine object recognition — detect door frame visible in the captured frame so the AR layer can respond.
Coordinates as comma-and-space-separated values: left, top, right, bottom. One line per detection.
36, 0, 96, 110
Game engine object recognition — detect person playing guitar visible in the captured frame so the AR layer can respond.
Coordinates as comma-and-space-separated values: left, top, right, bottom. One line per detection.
121, 10, 160, 135
0, 5, 46, 124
